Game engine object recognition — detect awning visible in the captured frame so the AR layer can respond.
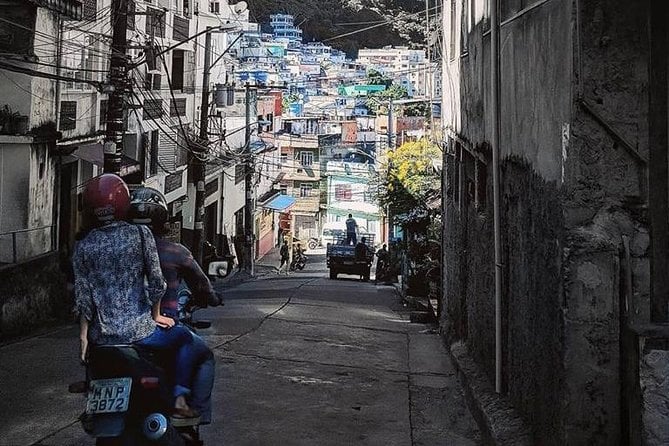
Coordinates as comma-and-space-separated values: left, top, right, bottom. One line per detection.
262, 194, 296, 211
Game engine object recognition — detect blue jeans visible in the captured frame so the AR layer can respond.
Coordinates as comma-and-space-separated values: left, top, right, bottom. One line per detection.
136, 326, 196, 399
186, 329, 215, 424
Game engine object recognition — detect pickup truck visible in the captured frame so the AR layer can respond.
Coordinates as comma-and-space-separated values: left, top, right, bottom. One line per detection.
326, 235, 375, 281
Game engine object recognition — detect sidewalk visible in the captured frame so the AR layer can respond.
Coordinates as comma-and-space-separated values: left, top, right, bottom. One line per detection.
212, 247, 281, 291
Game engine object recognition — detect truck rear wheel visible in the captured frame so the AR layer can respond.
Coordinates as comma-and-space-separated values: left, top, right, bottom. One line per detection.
329, 269, 337, 280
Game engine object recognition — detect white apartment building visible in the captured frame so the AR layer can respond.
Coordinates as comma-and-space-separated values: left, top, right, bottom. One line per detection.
357, 46, 435, 98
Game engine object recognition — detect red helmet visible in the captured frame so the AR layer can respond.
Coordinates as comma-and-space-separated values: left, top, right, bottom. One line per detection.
83, 174, 130, 223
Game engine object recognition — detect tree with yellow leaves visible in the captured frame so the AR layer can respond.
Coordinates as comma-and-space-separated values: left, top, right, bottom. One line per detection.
379, 139, 441, 220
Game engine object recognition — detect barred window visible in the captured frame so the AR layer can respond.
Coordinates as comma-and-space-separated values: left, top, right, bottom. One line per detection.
60, 101, 77, 130
83, 0, 96, 20
143, 99, 163, 120
170, 98, 186, 117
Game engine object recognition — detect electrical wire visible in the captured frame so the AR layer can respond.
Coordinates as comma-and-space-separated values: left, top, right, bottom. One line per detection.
322, 4, 440, 43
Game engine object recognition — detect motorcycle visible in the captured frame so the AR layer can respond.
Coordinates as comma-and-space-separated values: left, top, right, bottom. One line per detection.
202, 241, 233, 280
290, 252, 307, 271
70, 292, 212, 445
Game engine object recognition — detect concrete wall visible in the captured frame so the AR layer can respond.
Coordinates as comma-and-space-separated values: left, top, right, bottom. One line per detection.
441, 0, 651, 444
27, 142, 56, 257
221, 165, 245, 235
0, 252, 68, 340
641, 348, 669, 445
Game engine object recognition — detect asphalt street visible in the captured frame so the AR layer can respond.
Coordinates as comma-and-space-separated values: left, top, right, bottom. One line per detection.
0, 250, 480, 446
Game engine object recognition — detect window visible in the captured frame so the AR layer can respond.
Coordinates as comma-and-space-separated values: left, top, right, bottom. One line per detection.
300, 151, 313, 166
209, 1, 219, 13
145, 73, 161, 90
299, 183, 313, 198
149, 130, 159, 176
334, 184, 352, 201
280, 184, 288, 195
171, 50, 184, 91
60, 101, 77, 130
145, 9, 165, 38
83, 0, 96, 20
449, 0, 456, 60
127, 0, 136, 30
461, 0, 469, 55
173, 15, 189, 41
99, 99, 108, 127
143, 99, 163, 119
170, 98, 186, 117
280, 153, 288, 164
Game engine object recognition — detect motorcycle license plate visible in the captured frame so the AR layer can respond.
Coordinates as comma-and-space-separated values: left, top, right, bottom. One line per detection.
86, 378, 132, 414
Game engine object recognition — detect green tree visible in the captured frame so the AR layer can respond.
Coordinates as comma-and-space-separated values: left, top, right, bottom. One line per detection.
379, 139, 442, 297
367, 69, 393, 88
379, 139, 441, 218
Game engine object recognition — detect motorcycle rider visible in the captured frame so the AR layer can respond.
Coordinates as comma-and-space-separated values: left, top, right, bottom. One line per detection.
290, 243, 306, 271
128, 186, 221, 425
73, 174, 199, 421
375, 244, 389, 282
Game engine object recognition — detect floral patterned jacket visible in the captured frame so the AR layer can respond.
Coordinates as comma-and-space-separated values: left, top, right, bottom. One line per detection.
73, 221, 166, 344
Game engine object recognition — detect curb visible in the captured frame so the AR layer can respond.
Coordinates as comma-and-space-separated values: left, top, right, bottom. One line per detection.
448, 340, 533, 446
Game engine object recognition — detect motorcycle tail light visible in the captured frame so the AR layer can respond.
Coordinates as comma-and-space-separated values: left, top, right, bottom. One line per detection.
140, 376, 160, 389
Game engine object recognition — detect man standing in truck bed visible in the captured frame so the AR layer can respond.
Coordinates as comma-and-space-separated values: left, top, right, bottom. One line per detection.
345, 214, 358, 245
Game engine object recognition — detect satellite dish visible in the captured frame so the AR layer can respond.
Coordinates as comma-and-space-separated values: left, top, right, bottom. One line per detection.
233, 1, 247, 14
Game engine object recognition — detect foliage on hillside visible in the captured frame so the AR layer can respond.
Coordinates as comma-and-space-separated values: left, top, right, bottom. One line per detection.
247, 0, 426, 57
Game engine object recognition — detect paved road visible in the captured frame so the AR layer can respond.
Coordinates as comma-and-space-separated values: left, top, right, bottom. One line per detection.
0, 251, 480, 446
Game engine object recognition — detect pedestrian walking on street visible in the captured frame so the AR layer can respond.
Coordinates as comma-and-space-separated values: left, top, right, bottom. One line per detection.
278, 240, 290, 275
345, 213, 358, 245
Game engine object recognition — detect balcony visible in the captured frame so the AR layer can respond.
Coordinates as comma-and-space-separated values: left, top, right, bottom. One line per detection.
33, 0, 83, 20
281, 159, 321, 182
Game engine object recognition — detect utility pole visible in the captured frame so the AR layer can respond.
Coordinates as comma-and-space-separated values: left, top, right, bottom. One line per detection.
388, 99, 394, 149
192, 28, 213, 265
190, 25, 240, 265
424, 0, 434, 140
243, 83, 255, 276
387, 98, 394, 242
103, 0, 129, 174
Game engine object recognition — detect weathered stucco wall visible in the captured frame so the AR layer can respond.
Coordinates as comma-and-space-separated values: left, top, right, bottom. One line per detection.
502, 159, 564, 443
641, 348, 669, 445
498, 0, 572, 184
0, 253, 69, 340
442, 0, 651, 444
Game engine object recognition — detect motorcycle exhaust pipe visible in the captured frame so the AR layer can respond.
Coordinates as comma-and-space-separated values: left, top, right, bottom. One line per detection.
143, 413, 168, 440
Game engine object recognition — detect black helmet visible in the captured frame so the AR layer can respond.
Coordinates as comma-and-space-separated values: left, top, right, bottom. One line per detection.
129, 187, 168, 232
